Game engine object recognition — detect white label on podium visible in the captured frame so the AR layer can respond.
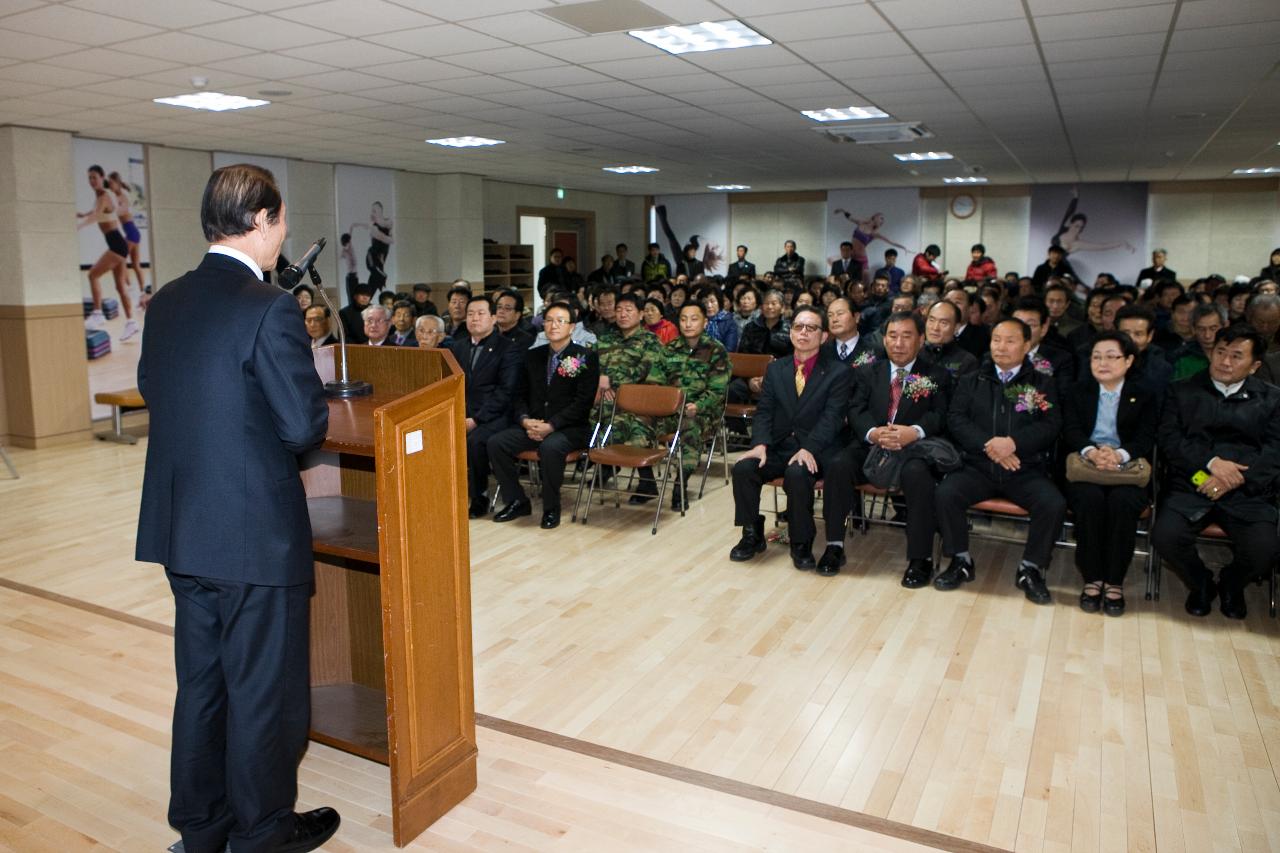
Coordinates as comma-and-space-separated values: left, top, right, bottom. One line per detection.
405, 429, 423, 455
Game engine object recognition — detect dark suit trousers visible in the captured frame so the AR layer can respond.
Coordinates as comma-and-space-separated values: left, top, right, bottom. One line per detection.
732, 452, 827, 544
487, 425, 589, 510
465, 420, 507, 501
824, 447, 938, 559
936, 466, 1067, 570
166, 570, 311, 853
1064, 482, 1149, 584
1151, 505, 1279, 591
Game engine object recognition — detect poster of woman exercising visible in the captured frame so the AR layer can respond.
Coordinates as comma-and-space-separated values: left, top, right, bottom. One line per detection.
1028, 184, 1145, 287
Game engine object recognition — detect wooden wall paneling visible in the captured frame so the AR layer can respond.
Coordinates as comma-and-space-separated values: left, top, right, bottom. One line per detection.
0, 304, 91, 446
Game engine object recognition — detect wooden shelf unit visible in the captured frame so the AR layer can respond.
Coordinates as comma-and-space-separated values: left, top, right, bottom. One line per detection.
301, 344, 475, 847
482, 243, 534, 299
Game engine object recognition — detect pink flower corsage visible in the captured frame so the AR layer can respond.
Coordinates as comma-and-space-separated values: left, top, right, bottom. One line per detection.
557, 355, 586, 378
1005, 383, 1052, 413
901, 374, 938, 401
851, 351, 877, 367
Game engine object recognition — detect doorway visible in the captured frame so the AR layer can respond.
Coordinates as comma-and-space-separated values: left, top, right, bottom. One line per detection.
516, 206, 596, 310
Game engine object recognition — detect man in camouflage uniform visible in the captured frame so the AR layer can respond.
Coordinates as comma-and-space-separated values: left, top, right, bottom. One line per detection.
647, 301, 730, 508
595, 292, 664, 500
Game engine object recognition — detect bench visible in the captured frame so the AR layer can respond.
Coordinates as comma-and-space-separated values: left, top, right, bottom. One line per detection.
94, 388, 146, 445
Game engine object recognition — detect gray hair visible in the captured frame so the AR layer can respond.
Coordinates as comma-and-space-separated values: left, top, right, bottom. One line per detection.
1246, 293, 1280, 316
1152, 247, 1167, 255
1192, 302, 1227, 325
361, 304, 390, 322
762, 288, 785, 305
415, 314, 445, 332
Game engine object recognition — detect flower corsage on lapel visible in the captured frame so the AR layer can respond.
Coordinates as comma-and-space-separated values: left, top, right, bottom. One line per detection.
1004, 383, 1052, 413
901, 374, 939, 402
556, 354, 587, 378
1031, 356, 1054, 375
851, 351, 877, 367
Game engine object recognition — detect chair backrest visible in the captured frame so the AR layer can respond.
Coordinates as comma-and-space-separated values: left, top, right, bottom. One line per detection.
729, 352, 772, 379
615, 383, 683, 418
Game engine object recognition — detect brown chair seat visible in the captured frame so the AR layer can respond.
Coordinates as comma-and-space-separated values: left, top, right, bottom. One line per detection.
768, 476, 824, 490
589, 445, 670, 468
94, 388, 145, 408
724, 403, 757, 418
517, 448, 583, 463
971, 498, 1028, 517
857, 484, 892, 496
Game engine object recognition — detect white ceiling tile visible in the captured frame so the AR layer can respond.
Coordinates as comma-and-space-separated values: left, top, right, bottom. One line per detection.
685, 44, 800, 71
113, 31, 259, 64
1049, 55, 1159, 79
0, 61, 111, 87
1169, 20, 1280, 51
41, 47, 182, 77
532, 33, 657, 65
754, 81, 857, 102
746, 6, 891, 41
0, 0, 46, 14
274, 0, 440, 38
359, 57, 476, 84
787, 32, 911, 63
366, 24, 509, 56
0, 28, 82, 60
928, 44, 1041, 70
66, 0, 248, 28
584, 55, 696, 79
205, 53, 334, 81
1177, 0, 1279, 29
444, 46, 564, 73
499, 65, 611, 88
284, 39, 418, 68
855, 73, 942, 93
465, 10, 585, 44
905, 18, 1034, 52
0, 80, 53, 98
1036, 6, 1174, 41
208, 0, 307, 10
138, 66, 265, 91
431, 75, 530, 95
185, 15, 345, 52
1039, 32, 1167, 62
878, 0, 1024, 28
39, 88, 134, 108
0, 5, 162, 43
724, 63, 829, 87
283, 69, 398, 92
552, 80, 651, 100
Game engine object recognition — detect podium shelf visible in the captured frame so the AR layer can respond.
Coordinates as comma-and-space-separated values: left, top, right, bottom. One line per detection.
309, 496, 378, 562
311, 683, 389, 764
323, 393, 402, 456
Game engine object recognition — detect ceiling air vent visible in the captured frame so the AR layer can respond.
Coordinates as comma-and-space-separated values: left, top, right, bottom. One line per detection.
817, 122, 933, 144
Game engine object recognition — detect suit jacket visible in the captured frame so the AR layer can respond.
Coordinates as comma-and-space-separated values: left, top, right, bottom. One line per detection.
136, 253, 328, 585
1029, 342, 1075, 400
515, 342, 600, 432
750, 351, 852, 457
822, 334, 877, 365
948, 355, 1063, 480
388, 329, 417, 347
922, 341, 978, 378
1157, 372, 1280, 523
848, 359, 952, 443
773, 253, 805, 279
614, 258, 636, 279
954, 323, 990, 359
447, 330, 522, 427
338, 302, 368, 344
310, 334, 339, 349
727, 259, 756, 279
830, 257, 862, 280
1061, 379, 1157, 461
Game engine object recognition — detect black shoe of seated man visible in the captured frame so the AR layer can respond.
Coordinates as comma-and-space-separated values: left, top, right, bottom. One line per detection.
468, 497, 489, 519
1218, 583, 1247, 620
816, 544, 846, 576
1016, 565, 1052, 605
671, 474, 691, 511
1184, 575, 1216, 617
729, 515, 767, 561
628, 472, 659, 504
276, 807, 340, 853
791, 541, 816, 570
540, 507, 561, 529
493, 498, 532, 523
933, 556, 975, 590
901, 558, 933, 589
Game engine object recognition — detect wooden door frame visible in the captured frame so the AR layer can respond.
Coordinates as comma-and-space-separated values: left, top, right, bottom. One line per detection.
516, 206, 596, 270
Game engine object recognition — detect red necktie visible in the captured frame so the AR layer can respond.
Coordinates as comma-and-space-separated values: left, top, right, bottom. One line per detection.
888, 368, 905, 423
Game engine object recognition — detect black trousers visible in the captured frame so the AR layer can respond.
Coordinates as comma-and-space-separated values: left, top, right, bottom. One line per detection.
487, 425, 589, 511
726, 376, 751, 405
167, 570, 311, 853
465, 419, 508, 502
825, 445, 941, 561
732, 452, 831, 544
1150, 506, 1279, 592
1064, 481, 1149, 584
936, 466, 1066, 570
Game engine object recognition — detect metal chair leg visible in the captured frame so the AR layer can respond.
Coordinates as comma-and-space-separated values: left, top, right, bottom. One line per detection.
581, 460, 599, 524
0, 445, 16, 479
698, 428, 716, 500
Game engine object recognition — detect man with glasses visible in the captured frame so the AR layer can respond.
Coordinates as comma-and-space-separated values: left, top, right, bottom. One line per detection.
493, 287, 535, 349
729, 305, 852, 570
1173, 303, 1227, 381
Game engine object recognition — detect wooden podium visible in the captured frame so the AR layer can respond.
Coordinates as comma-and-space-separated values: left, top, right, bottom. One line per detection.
301, 344, 476, 846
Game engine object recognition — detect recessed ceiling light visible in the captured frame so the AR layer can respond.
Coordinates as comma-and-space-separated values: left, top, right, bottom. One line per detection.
707, 184, 751, 190
153, 92, 269, 112
801, 106, 890, 122
426, 136, 505, 148
894, 151, 953, 161
944, 176, 988, 184
603, 165, 659, 174
629, 20, 770, 55
1232, 167, 1280, 175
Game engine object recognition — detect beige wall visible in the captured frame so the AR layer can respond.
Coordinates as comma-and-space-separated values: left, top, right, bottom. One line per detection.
146, 146, 211, 288
1147, 179, 1280, 281
482, 179, 645, 262
286, 159, 338, 288
728, 196, 827, 274
921, 187, 1032, 279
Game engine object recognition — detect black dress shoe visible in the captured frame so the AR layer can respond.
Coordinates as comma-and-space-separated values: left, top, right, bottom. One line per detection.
791, 541, 816, 570
1102, 587, 1125, 617
628, 474, 658, 504
540, 508, 561, 529
492, 498, 532, 522
670, 474, 690, 511
933, 556, 975, 590
901, 558, 933, 589
1219, 584, 1246, 620
816, 545, 846, 576
729, 515, 767, 562
1016, 565, 1052, 605
276, 807, 340, 853
1079, 585, 1102, 613
468, 498, 489, 519
1184, 576, 1216, 617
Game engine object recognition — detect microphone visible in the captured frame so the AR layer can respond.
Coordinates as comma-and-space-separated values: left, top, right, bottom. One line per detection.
277, 237, 326, 289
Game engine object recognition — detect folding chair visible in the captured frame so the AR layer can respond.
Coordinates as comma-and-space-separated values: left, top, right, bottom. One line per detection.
579, 384, 685, 534
723, 353, 772, 451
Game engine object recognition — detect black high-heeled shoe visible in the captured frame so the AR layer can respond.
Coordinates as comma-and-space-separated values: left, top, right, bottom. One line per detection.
1079, 582, 1102, 613
1102, 584, 1125, 617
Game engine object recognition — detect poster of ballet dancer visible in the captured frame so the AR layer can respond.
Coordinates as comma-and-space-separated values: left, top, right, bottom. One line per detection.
213, 152, 291, 262
824, 188, 921, 283
74, 138, 151, 418
1027, 184, 1146, 287
335, 164, 395, 305
651, 194, 729, 278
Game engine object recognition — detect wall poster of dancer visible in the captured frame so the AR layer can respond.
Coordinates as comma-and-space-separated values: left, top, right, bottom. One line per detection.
824, 188, 921, 283
651, 194, 729, 278
335, 164, 395, 306
74, 138, 151, 418
1027, 183, 1146, 289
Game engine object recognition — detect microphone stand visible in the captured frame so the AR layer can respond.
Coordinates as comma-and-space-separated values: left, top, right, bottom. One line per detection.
309, 267, 372, 398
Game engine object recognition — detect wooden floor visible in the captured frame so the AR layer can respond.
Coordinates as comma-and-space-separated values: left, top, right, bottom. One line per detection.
1, 439, 1278, 852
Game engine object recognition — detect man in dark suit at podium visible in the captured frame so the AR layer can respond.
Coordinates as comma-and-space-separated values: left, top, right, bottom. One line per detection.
488, 301, 601, 529
447, 294, 522, 518
136, 164, 340, 853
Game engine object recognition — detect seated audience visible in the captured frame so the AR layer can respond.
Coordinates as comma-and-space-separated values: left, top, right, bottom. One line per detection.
444, 282, 471, 339
734, 286, 761, 334
1244, 294, 1280, 384
641, 242, 672, 283
643, 297, 678, 345
965, 243, 998, 282
922, 300, 979, 377
822, 297, 876, 365
587, 254, 617, 284
1157, 294, 1196, 354
1115, 304, 1173, 401
304, 304, 338, 349
680, 244, 705, 280
1032, 244, 1077, 290
774, 240, 805, 279
944, 287, 990, 359
388, 300, 417, 346
446, 295, 522, 518
1172, 302, 1227, 380
912, 244, 943, 280
362, 304, 392, 346
537, 247, 566, 298
1062, 332, 1158, 616
414, 313, 446, 348
859, 274, 892, 334
1043, 282, 1080, 344
494, 288, 536, 349
613, 243, 636, 279
1010, 297, 1075, 399
1153, 325, 1280, 619
488, 302, 600, 530
702, 288, 740, 353
934, 319, 1067, 604
292, 283, 314, 310
729, 306, 852, 568
597, 293, 664, 501
874, 249, 904, 292
410, 283, 438, 317
1067, 288, 1111, 354
585, 284, 619, 338
339, 283, 373, 344
823, 312, 953, 583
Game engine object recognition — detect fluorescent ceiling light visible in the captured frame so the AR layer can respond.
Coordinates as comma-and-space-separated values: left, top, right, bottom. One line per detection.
707, 184, 750, 190
603, 165, 659, 174
153, 92, 269, 112
944, 176, 988, 184
629, 20, 770, 55
1232, 167, 1279, 175
426, 136, 505, 148
894, 151, 953, 161
801, 106, 890, 122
